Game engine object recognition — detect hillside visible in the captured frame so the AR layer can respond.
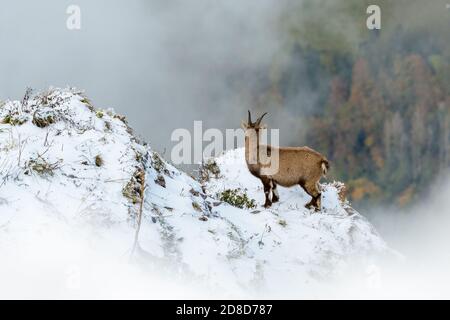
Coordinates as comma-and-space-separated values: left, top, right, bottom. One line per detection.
0, 88, 389, 298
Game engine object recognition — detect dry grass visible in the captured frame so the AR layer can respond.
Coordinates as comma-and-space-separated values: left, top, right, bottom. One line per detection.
32, 109, 56, 128
95, 155, 104, 167
122, 168, 145, 204
198, 158, 221, 183
26, 156, 61, 177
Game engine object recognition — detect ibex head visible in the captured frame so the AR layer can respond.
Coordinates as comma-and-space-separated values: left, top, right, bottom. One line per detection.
241, 110, 268, 132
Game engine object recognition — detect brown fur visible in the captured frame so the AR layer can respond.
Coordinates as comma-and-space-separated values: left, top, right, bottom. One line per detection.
243, 112, 329, 211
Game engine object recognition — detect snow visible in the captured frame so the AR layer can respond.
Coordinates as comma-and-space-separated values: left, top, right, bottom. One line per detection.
0, 88, 389, 298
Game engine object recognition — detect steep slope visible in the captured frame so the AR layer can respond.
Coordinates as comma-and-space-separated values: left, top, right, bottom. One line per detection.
0, 88, 388, 298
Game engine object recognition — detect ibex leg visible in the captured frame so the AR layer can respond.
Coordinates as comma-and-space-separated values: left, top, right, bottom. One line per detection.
272, 180, 279, 203
304, 181, 321, 211
262, 178, 272, 208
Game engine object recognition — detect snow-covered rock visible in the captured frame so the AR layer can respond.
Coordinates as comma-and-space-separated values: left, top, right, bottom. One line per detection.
0, 88, 389, 298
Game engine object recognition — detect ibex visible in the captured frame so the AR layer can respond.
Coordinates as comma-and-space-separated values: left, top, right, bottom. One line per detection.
242, 111, 329, 211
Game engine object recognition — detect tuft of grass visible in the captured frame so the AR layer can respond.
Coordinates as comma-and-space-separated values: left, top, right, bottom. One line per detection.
123, 181, 139, 204
80, 98, 94, 111
122, 168, 145, 204
104, 121, 112, 131
135, 151, 143, 162
113, 114, 127, 124
22, 87, 33, 106
278, 219, 287, 228
95, 155, 104, 167
151, 152, 166, 173
199, 158, 221, 182
2, 114, 13, 125
154, 174, 166, 188
2, 113, 27, 126
95, 110, 104, 119
192, 201, 202, 212
38, 88, 56, 106
32, 109, 55, 128
27, 157, 61, 177
217, 188, 256, 209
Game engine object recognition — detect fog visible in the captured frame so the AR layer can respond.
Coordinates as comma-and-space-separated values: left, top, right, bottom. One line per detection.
1, 0, 450, 299
349, 173, 450, 299
0, 207, 207, 299
0, 0, 292, 153
368, 172, 450, 268
1, 1, 448, 153
2, 175, 450, 299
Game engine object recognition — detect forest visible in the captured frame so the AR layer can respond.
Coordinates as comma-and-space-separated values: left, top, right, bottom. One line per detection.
250, 0, 450, 207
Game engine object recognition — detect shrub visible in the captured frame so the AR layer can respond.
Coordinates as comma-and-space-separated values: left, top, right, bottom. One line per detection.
95, 110, 104, 119
113, 114, 127, 124
2, 113, 27, 126
217, 188, 256, 209
154, 174, 166, 188
278, 219, 287, 227
199, 158, 221, 182
104, 121, 112, 131
32, 108, 56, 128
27, 157, 61, 177
151, 152, 165, 173
192, 201, 202, 212
80, 98, 94, 111
122, 168, 145, 204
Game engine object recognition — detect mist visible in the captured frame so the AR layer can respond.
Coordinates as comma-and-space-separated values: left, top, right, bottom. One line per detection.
1, 1, 448, 152
3, 175, 450, 299
358, 172, 450, 299
0, 0, 294, 153
1, 0, 450, 299
0, 206, 209, 299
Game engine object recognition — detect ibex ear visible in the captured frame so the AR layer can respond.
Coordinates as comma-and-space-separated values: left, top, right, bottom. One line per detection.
259, 123, 267, 129
241, 120, 248, 129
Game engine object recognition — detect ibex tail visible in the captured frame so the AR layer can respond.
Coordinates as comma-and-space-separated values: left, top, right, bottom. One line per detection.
321, 159, 330, 177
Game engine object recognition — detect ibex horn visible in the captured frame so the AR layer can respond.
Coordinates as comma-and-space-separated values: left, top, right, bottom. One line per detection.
256, 112, 268, 125
248, 110, 252, 125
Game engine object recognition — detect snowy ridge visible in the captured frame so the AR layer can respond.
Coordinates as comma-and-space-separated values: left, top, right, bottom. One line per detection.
0, 89, 389, 298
